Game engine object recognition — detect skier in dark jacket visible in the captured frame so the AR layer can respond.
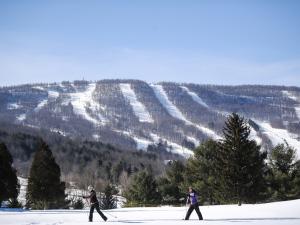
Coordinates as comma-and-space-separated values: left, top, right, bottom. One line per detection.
185, 187, 203, 220
83, 185, 107, 222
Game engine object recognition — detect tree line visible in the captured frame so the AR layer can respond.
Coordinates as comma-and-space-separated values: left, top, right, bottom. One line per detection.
124, 113, 300, 206
1, 113, 300, 209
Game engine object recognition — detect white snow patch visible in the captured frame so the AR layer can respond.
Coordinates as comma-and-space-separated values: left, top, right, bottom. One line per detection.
120, 83, 154, 123
150, 133, 194, 157
133, 137, 153, 150
48, 90, 60, 99
186, 136, 200, 146
70, 83, 107, 125
249, 127, 262, 145
7, 103, 22, 110
33, 86, 45, 91
34, 99, 48, 112
150, 84, 220, 140
50, 128, 67, 136
16, 114, 26, 121
113, 130, 193, 157
255, 120, 300, 156
181, 86, 209, 108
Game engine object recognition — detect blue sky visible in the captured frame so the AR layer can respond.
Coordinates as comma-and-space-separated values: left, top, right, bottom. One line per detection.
0, 0, 300, 86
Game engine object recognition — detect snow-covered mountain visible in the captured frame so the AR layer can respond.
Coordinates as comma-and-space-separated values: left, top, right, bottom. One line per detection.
1, 79, 300, 156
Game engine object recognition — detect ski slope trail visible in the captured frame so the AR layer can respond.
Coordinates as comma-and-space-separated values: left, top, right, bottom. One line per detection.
119, 83, 154, 123
1, 199, 300, 225
69, 83, 107, 125
150, 84, 221, 140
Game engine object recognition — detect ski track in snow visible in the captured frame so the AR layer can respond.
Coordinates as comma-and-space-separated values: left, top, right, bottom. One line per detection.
150, 84, 221, 140
119, 83, 154, 123
70, 83, 107, 125
1, 200, 300, 225
181, 86, 209, 108
254, 120, 300, 156
282, 90, 300, 120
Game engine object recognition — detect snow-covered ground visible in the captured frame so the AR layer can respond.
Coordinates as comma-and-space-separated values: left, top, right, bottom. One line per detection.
119, 83, 154, 123
1, 200, 300, 225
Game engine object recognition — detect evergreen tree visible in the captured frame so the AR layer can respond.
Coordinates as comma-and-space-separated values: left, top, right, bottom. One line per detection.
73, 199, 84, 209
26, 141, 67, 209
268, 142, 298, 200
0, 143, 19, 207
184, 139, 221, 204
125, 170, 161, 206
158, 160, 185, 204
291, 160, 300, 199
217, 113, 267, 205
100, 184, 117, 209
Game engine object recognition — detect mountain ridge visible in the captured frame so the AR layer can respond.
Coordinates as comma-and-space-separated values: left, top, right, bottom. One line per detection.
1, 79, 300, 156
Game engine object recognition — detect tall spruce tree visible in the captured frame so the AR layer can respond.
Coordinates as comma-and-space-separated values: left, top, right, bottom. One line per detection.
268, 142, 298, 200
26, 141, 67, 209
158, 160, 185, 204
125, 170, 161, 206
217, 113, 267, 205
0, 143, 19, 207
100, 184, 118, 209
184, 139, 221, 204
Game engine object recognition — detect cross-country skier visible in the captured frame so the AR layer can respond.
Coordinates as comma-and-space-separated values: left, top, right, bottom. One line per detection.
184, 187, 203, 220
83, 185, 107, 222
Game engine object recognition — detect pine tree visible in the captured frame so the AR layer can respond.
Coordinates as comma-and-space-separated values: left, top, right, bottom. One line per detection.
217, 113, 267, 205
158, 160, 185, 204
268, 142, 298, 200
26, 141, 67, 209
100, 184, 117, 209
0, 143, 19, 207
184, 139, 221, 204
125, 170, 161, 206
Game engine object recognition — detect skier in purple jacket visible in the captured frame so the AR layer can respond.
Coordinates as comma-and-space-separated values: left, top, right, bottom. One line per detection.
185, 187, 203, 220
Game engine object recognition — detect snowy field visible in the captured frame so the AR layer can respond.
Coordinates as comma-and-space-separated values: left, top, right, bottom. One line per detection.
1, 200, 300, 225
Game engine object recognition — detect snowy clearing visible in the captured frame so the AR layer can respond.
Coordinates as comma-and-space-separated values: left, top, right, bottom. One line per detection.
7, 103, 22, 110
150, 84, 220, 140
119, 83, 154, 123
70, 83, 107, 125
150, 133, 194, 157
249, 127, 262, 145
16, 114, 26, 121
255, 120, 300, 156
1, 199, 300, 225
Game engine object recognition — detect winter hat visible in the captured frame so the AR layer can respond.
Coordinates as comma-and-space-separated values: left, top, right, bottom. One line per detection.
88, 185, 93, 191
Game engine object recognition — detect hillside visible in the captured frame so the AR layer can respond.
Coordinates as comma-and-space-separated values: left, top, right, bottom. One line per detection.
1, 79, 300, 157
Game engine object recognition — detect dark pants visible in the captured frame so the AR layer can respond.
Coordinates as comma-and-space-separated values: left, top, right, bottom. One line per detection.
185, 202, 203, 220
89, 202, 107, 222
